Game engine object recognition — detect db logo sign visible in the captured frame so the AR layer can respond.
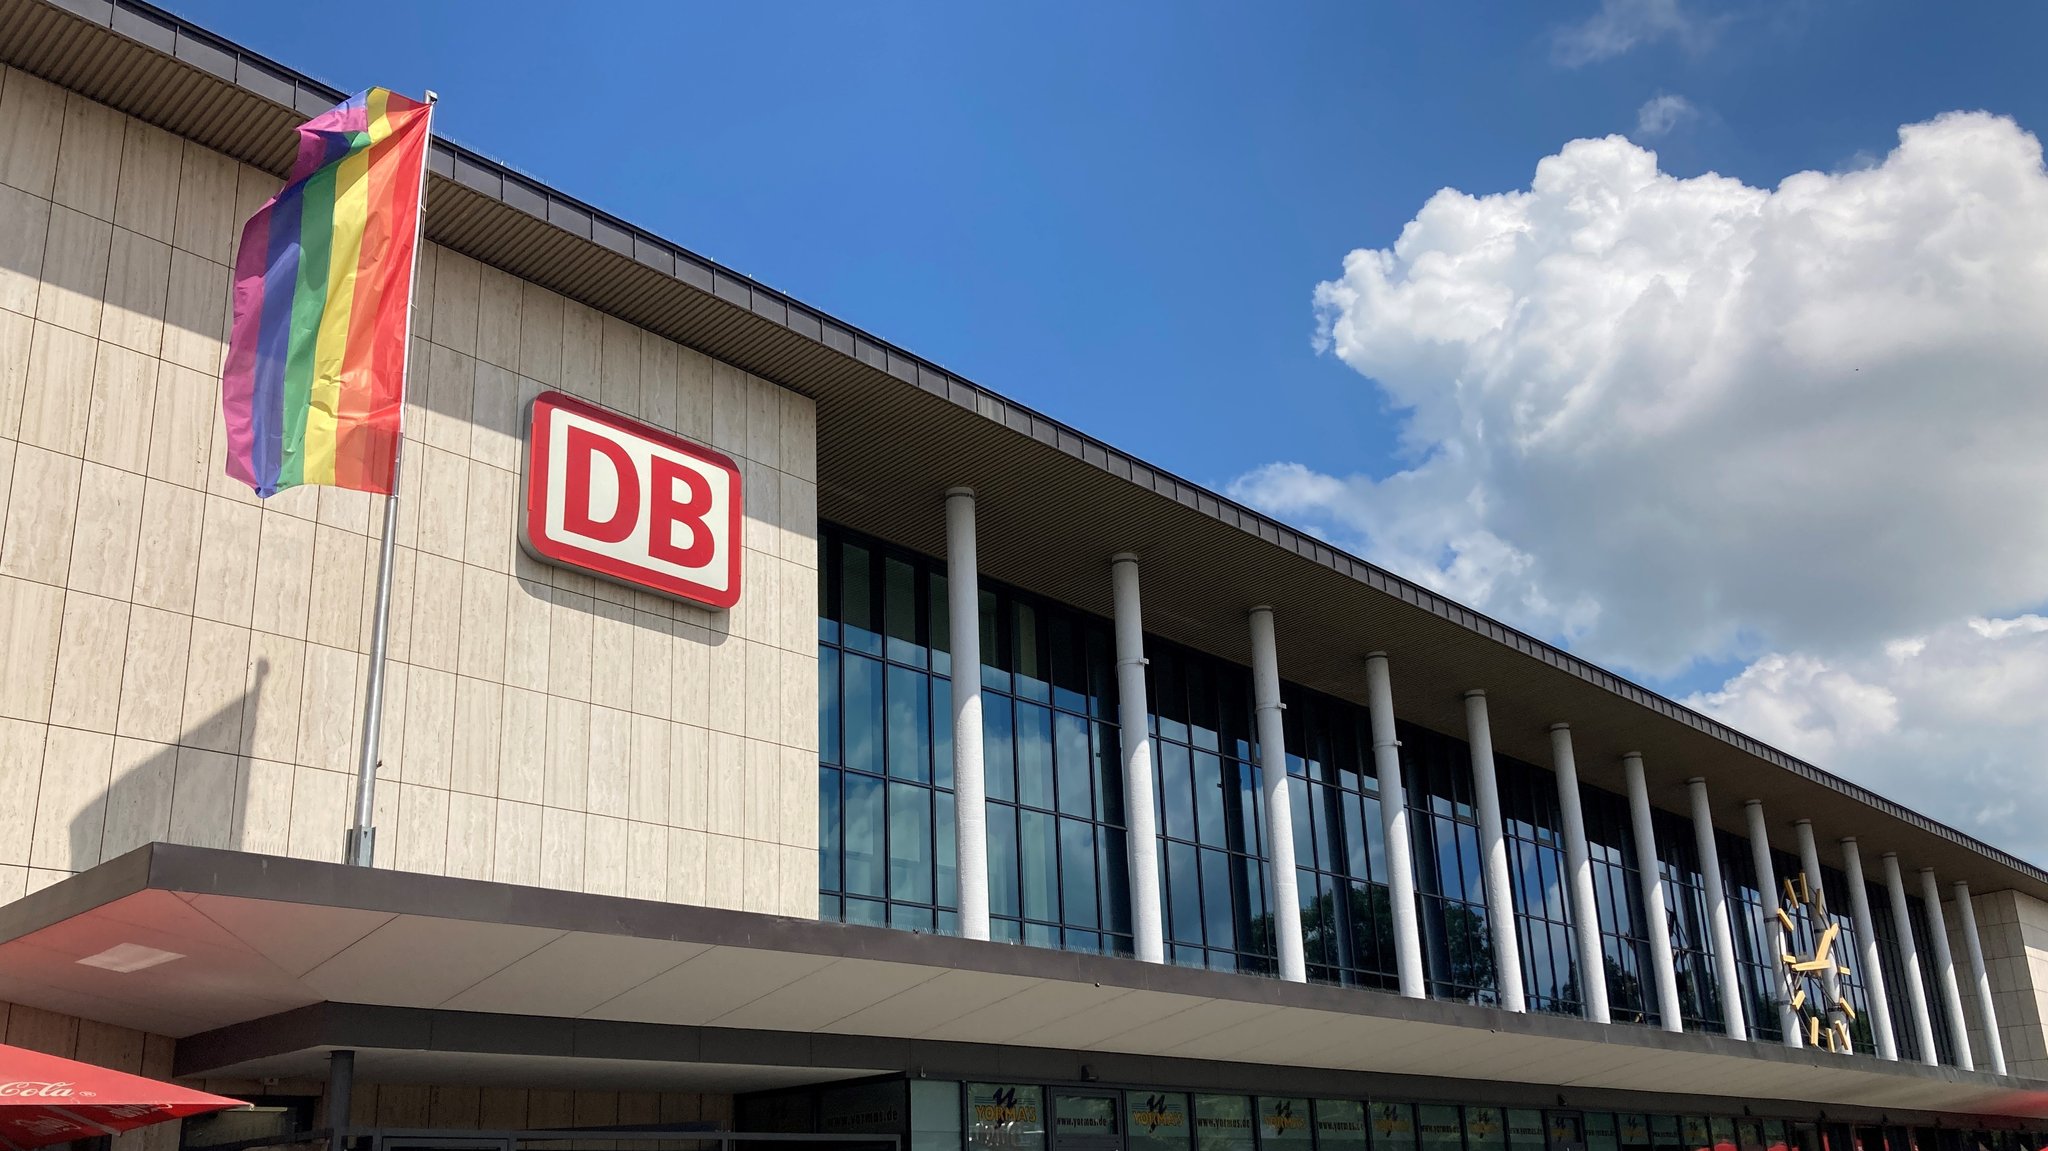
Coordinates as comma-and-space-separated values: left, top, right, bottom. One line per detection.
522, 391, 742, 608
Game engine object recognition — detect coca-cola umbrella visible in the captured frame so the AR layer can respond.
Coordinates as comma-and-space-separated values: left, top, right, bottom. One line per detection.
0, 1043, 243, 1150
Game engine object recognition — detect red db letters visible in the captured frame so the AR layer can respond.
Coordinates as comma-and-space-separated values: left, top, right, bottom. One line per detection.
522, 391, 742, 608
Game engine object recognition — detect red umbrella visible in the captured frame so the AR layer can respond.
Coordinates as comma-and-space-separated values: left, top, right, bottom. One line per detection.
0, 1043, 242, 1150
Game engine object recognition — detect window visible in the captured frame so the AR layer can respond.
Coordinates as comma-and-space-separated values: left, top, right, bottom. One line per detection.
1906, 895, 1961, 1063
1651, 809, 1725, 1033
1149, 642, 1272, 973
1498, 757, 1582, 1016
1816, 864, 1880, 1054
1284, 685, 1400, 991
818, 536, 956, 932
1581, 788, 1658, 1025
1402, 722, 1498, 1004
1718, 828, 1785, 1043
819, 526, 1129, 952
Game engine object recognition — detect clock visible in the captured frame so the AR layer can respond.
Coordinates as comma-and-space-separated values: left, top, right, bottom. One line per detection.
1776, 870, 1856, 1052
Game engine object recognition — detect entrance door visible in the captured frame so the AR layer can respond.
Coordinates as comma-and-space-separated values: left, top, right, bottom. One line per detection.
1052, 1092, 1123, 1151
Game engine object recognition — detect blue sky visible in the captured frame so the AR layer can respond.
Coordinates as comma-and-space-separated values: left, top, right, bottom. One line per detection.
171, 1, 2047, 694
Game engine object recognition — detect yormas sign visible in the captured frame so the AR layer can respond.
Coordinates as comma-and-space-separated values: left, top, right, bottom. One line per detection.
521, 391, 742, 608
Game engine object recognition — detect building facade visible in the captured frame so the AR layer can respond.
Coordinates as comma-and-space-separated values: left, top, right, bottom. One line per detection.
2, 7, 2048, 1151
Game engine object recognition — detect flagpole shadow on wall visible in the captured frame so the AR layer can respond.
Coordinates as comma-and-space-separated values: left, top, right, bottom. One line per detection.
68, 659, 271, 874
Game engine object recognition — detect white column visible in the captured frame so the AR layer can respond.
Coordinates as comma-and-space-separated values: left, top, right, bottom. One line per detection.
1623, 753, 1684, 1033
1745, 801, 1801, 1048
1882, 853, 1938, 1065
1793, 820, 1848, 1049
1549, 724, 1610, 1024
1839, 837, 1897, 1060
945, 489, 990, 942
1109, 555, 1164, 964
1921, 866, 1974, 1070
1248, 607, 1305, 983
1953, 879, 2008, 1075
1463, 691, 1525, 1013
1366, 652, 1425, 999
1686, 778, 1747, 1040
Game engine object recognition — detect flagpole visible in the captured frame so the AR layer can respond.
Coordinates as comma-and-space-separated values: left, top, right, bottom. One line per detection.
348, 90, 438, 868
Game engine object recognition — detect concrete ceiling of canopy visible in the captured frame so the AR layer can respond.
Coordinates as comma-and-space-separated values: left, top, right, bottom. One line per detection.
1, 846, 2042, 1121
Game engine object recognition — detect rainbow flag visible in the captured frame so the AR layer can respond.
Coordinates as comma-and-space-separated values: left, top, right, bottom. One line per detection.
221, 88, 433, 497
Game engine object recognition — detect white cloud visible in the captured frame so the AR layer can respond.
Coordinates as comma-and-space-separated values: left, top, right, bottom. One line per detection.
1684, 618, 2048, 856
1635, 94, 1697, 138
1237, 111, 2048, 860
1554, 0, 1706, 66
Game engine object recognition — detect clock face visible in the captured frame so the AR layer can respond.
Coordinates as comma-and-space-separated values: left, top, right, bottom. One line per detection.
1777, 871, 1856, 1052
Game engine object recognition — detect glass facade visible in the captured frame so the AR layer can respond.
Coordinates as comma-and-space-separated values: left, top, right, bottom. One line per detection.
1149, 642, 1269, 972
1286, 687, 1400, 990
1498, 757, 1580, 1016
1651, 809, 1725, 1033
815, 521, 1985, 1060
1402, 724, 1497, 1005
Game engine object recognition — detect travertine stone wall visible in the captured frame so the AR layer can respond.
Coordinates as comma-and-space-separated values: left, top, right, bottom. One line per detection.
0, 65, 819, 916
1955, 889, 2048, 1078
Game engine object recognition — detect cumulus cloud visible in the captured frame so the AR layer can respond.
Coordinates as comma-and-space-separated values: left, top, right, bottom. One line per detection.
1238, 112, 2048, 858
1684, 618, 2048, 854
1634, 94, 1696, 138
1554, 0, 1707, 66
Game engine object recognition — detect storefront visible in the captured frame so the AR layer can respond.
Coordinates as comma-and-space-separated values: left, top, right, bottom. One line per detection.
740, 1079, 2048, 1151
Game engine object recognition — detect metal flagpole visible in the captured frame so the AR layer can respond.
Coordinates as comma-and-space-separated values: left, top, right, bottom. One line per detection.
347, 90, 438, 867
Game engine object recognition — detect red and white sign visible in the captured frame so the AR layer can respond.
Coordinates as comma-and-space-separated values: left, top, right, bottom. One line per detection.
522, 391, 743, 608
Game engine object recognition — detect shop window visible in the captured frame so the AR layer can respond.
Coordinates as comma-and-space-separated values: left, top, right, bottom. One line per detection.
1419, 1106, 1465, 1151
1618, 1116, 1651, 1151
1468, 1109, 1508, 1151
1373, 1103, 1418, 1151
1507, 1111, 1546, 1151
1128, 1093, 1191, 1151
1259, 1099, 1313, 1151
967, 1083, 1045, 1151
1650, 1117, 1683, 1151
1316, 1100, 1370, 1151
1194, 1095, 1255, 1151
1587, 1115, 1620, 1151
1680, 1118, 1711, 1151
1549, 1114, 1587, 1151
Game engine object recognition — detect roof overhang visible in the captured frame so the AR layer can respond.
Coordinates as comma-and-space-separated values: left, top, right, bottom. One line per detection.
5, 846, 2045, 1119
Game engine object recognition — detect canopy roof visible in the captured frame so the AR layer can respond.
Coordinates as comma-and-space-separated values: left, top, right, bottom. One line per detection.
0, 846, 2042, 1122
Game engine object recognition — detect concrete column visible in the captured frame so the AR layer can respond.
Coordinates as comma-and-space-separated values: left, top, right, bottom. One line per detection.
1687, 778, 1747, 1040
1248, 607, 1306, 983
1794, 820, 1848, 1049
1882, 852, 1939, 1065
1463, 691, 1525, 1013
1839, 837, 1897, 1060
1745, 801, 1801, 1048
1952, 879, 2008, 1075
1550, 724, 1611, 1024
1110, 555, 1164, 964
1624, 753, 1684, 1032
1921, 866, 1974, 1070
326, 1049, 354, 1151
1366, 652, 1425, 998
945, 489, 990, 942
